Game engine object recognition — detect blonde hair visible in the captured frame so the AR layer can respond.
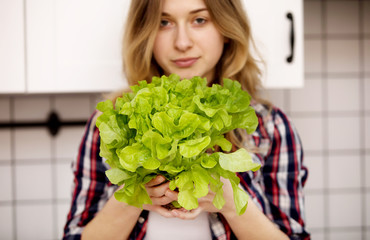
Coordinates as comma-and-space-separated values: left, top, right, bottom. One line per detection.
120, 0, 270, 150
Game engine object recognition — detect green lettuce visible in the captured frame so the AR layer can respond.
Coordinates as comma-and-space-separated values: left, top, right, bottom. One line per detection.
96, 74, 260, 215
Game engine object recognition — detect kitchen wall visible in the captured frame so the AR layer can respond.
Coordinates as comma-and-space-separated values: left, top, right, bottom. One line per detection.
0, 0, 369, 239
0, 94, 104, 239
280, 0, 369, 239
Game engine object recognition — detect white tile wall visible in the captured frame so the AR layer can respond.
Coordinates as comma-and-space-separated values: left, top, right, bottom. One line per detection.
365, 2, 370, 34
304, 40, 323, 73
366, 192, 370, 227
16, 203, 54, 240
300, 0, 367, 239
55, 127, 85, 159
366, 78, 370, 111
14, 128, 52, 160
328, 231, 362, 240
310, 232, 325, 240
0, 97, 11, 121
326, 1, 359, 35
328, 193, 362, 228
0, 1, 368, 239
327, 116, 361, 151
304, 1, 322, 35
15, 164, 53, 200
13, 96, 51, 121
0, 130, 11, 161
290, 78, 323, 113
327, 154, 361, 189
365, 40, 370, 72
327, 78, 361, 112
303, 155, 324, 191
327, 39, 360, 74
293, 116, 324, 151
305, 194, 325, 230
54, 95, 92, 120
0, 166, 12, 202
366, 155, 370, 189
0, 206, 14, 240
365, 116, 370, 150
56, 162, 74, 199
57, 203, 71, 239
263, 89, 287, 110
0, 93, 100, 239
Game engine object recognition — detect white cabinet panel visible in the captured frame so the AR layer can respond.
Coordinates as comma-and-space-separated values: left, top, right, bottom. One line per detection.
26, 0, 55, 92
26, 0, 129, 93
243, 0, 304, 88
0, 0, 25, 93
0, 0, 303, 94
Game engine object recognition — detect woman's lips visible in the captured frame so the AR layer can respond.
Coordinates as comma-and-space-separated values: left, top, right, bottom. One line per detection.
172, 57, 199, 68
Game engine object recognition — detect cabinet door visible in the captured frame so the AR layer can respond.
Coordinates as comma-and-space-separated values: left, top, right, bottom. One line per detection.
243, 0, 304, 88
26, 0, 129, 93
0, 0, 25, 93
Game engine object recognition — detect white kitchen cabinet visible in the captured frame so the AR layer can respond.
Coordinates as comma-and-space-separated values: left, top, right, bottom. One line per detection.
25, 0, 129, 93
242, 0, 304, 88
0, 0, 303, 94
0, 0, 26, 93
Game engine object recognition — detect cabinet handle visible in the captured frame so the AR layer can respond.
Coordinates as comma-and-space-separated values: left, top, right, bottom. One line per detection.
286, 12, 294, 63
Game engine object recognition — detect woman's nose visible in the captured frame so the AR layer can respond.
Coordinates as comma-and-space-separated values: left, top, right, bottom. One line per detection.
174, 25, 193, 51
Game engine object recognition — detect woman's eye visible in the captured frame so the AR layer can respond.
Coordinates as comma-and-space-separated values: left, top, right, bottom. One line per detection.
160, 19, 171, 28
194, 17, 206, 25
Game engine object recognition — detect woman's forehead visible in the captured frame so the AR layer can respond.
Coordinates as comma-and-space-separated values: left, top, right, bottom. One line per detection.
160, 0, 208, 14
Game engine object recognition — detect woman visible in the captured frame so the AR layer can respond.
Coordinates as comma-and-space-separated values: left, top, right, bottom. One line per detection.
63, 0, 310, 239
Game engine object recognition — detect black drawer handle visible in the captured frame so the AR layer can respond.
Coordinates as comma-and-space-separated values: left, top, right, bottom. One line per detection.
286, 12, 295, 63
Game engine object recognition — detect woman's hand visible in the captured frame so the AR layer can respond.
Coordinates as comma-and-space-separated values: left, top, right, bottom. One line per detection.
171, 177, 237, 220
143, 175, 179, 218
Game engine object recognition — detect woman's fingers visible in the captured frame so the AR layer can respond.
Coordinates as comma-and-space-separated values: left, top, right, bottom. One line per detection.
146, 175, 166, 187
146, 181, 179, 200
144, 175, 179, 207
143, 204, 176, 218
146, 181, 171, 198
151, 191, 178, 206
145, 175, 168, 198
171, 207, 203, 220
145, 175, 178, 200
142, 176, 239, 220
164, 188, 178, 199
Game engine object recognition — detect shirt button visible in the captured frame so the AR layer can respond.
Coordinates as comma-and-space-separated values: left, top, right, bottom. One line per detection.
138, 217, 145, 224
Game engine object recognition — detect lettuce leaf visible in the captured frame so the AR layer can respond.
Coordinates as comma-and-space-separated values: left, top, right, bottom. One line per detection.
96, 74, 260, 215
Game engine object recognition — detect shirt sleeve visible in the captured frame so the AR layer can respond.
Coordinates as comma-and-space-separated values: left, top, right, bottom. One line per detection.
238, 106, 310, 239
63, 111, 115, 240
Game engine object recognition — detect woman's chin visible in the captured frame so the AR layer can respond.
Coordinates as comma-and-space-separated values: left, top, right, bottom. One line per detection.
177, 73, 203, 80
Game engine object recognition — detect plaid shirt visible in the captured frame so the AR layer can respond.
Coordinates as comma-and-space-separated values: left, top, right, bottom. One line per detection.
63, 103, 310, 240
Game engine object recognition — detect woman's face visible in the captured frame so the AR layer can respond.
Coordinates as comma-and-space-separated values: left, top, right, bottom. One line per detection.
153, 0, 225, 82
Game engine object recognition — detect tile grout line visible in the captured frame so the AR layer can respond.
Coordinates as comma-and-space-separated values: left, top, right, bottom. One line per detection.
50, 95, 59, 239
0, 199, 71, 206
306, 188, 370, 195
305, 72, 370, 79
358, 0, 367, 239
10, 96, 17, 240
305, 33, 370, 39
321, 0, 330, 238
284, 89, 290, 116
290, 110, 370, 118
